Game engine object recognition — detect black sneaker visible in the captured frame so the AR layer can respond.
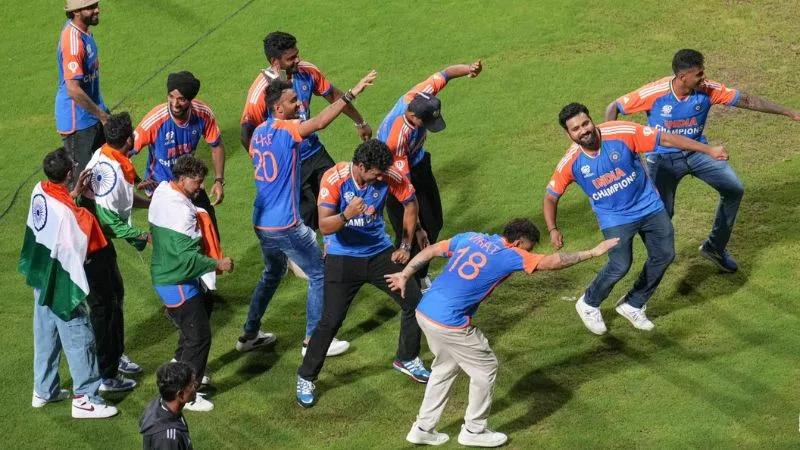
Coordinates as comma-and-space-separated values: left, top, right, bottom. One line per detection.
698, 242, 738, 273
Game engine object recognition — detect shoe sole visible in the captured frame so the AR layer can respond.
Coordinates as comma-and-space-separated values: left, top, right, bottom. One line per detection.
614, 306, 654, 331
407, 434, 449, 446
72, 408, 119, 419
698, 246, 737, 273
575, 301, 607, 335
457, 436, 508, 447
117, 368, 142, 374
392, 363, 429, 383
296, 398, 316, 408
99, 384, 137, 393
235, 335, 277, 352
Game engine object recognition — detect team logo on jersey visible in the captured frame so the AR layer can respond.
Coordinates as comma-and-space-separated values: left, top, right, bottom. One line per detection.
164, 131, 175, 145
580, 165, 593, 177
661, 105, 672, 117
344, 191, 355, 202
610, 151, 621, 162
642, 126, 654, 136
622, 96, 630, 104
301, 83, 308, 91
372, 191, 380, 199
695, 104, 703, 111
32, 194, 48, 232
320, 188, 329, 198
395, 160, 405, 170
68, 61, 79, 74
192, 130, 198, 136
86, 44, 93, 58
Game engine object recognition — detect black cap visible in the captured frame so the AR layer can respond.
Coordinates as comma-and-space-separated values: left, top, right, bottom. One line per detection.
407, 93, 446, 132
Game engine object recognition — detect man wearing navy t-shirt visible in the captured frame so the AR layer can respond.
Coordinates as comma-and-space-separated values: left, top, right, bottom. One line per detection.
544, 103, 728, 335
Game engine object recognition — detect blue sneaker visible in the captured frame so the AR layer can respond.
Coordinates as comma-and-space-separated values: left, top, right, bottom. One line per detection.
698, 242, 738, 273
118, 354, 142, 374
393, 357, 431, 383
296, 376, 317, 408
99, 374, 137, 392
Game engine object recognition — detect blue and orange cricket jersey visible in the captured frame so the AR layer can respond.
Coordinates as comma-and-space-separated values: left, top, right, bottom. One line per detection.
416, 233, 544, 328
132, 100, 221, 183
55, 20, 106, 134
241, 62, 333, 161
250, 118, 304, 230
547, 121, 665, 229
377, 71, 449, 179
615, 76, 739, 154
318, 162, 415, 257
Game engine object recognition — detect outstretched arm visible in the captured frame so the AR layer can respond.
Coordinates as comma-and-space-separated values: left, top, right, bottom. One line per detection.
659, 132, 728, 160
536, 238, 619, 271
442, 60, 482, 80
735, 92, 800, 120
299, 70, 377, 138
324, 86, 372, 141
384, 243, 444, 298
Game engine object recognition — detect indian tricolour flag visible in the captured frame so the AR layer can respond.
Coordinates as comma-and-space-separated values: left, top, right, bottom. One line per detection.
18, 181, 107, 321
149, 182, 219, 289
85, 145, 137, 232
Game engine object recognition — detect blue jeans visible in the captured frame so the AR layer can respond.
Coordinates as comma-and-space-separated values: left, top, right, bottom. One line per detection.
244, 222, 324, 338
32, 290, 102, 403
647, 151, 744, 252
584, 210, 675, 308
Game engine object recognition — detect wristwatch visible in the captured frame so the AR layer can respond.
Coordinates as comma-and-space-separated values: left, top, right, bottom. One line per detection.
400, 242, 412, 251
214, 177, 225, 186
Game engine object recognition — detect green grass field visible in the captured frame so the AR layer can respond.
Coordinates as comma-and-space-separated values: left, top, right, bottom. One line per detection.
1, 0, 799, 448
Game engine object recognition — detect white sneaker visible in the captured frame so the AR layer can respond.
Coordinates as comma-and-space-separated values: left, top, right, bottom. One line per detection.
457, 425, 507, 447
32, 389, 70, 408
99, 374, 137, 392
71, 395, 119, 419
236, 330, 277, 352
301, 337, 351, 357
184, 393, 214, 412
575, 295, 607, 335
406, 422, 449, 445
615, 297, 654, 331
288, 259, 310, 280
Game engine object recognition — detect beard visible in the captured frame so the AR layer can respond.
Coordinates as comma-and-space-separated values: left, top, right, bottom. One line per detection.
579, 130, 599, 148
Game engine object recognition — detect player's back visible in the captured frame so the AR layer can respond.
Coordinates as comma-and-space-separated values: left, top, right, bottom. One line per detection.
418, 232, 527, 328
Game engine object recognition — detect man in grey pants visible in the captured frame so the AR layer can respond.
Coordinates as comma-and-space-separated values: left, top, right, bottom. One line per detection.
385, 218, 617, 447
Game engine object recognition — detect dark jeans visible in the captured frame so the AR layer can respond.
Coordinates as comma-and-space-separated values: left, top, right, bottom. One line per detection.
647, 151, 744, 252
166, 294, 213, 383
299, 147, 335, 231
386, 152, 443, 279
584, 210, 675, 309
193, 188, 219, 239
298, 248, 423, 381
84, 242, 125, 380
62, 122, 105, 190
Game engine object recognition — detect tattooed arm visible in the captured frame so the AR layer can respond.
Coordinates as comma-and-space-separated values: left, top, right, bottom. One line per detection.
734, 92, 800, 120
384, 243, 444, 298
536, 238, 619, 271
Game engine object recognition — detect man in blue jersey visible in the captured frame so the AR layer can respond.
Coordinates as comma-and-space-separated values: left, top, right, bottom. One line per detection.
544, 103, 727, 335
385, 219, 617, 447
605, 49, 800, 272
236, 71, 376, 357
296, 139, 431, 408
56, 1, 109, 187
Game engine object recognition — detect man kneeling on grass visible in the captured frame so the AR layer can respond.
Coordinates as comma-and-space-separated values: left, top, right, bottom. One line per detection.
385, 218, 617, 447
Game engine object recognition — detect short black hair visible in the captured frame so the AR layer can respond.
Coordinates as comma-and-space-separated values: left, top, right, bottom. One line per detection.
558, 103, 591, 130
672, 49, 704, 74
42, 147, 73, 183
502, 218, 540, 244
156, 362, 195, 402
263, 31, 297, 62
265, 80, 293, 113
352, 139, 393, 172
171, 154, 208, 181
104, 112, 133, 148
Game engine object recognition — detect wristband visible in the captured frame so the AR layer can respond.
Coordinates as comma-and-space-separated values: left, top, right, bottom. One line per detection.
400, 242, 412, 251
354, 121, 368, 129
548, 227, 558, 233
339, 212, 349, 223
343, 90, 356, 104
214, 177, 225, 186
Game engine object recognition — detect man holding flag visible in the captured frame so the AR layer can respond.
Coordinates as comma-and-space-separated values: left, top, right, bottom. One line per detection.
19, 148, 119, 419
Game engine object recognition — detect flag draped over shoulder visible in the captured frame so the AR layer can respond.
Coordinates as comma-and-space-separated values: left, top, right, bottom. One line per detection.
84, 145, 146, 250
148, 182, 217, 286
18, 181, 108, 320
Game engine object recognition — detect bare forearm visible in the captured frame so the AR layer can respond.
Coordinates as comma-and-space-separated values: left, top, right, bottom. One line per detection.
319, 211, 345, 235
538, 250, 593, 270
301, 98, 347, 137
401, 245, 440, 278
660, 133, 712, 154
443, 64, 473, 79
736, 92, 795, 116
66, 81, 106, 120
328, 87, 365, 123
543, 195, 559, 231
401, 202, 418, 245
604, 101, 620, 122
211, 143, 225, 179
133, 193, 150, 209
240, 124, 254, 151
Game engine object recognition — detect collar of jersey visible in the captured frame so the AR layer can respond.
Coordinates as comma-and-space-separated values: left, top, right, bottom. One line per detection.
168, 105, 192, 128
68, 20, 91, 37
668, 77, 693, 103
349, 163, 368, 190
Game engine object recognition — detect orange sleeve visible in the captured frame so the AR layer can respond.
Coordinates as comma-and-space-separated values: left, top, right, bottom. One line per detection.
388, 174, 416, 204
132, 106, 163, 153
241, 75, 268, 127
615, 78, 671, 115
434, 239, 452, 256
60, 27, 85, 80
403, 72, 449, 102
630, 123, 661, 153
318, 167, 342, 209
304, 63, 333, 96
520, 252, 545, 274
701, 80, 740, 106
199, 106, 221, 145
546, 148, 578, 197
273, 119, 304, 142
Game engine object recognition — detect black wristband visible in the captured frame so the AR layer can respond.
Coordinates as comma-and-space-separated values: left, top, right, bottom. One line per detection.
343, 90, 355, 104
339, 212, 349, 223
